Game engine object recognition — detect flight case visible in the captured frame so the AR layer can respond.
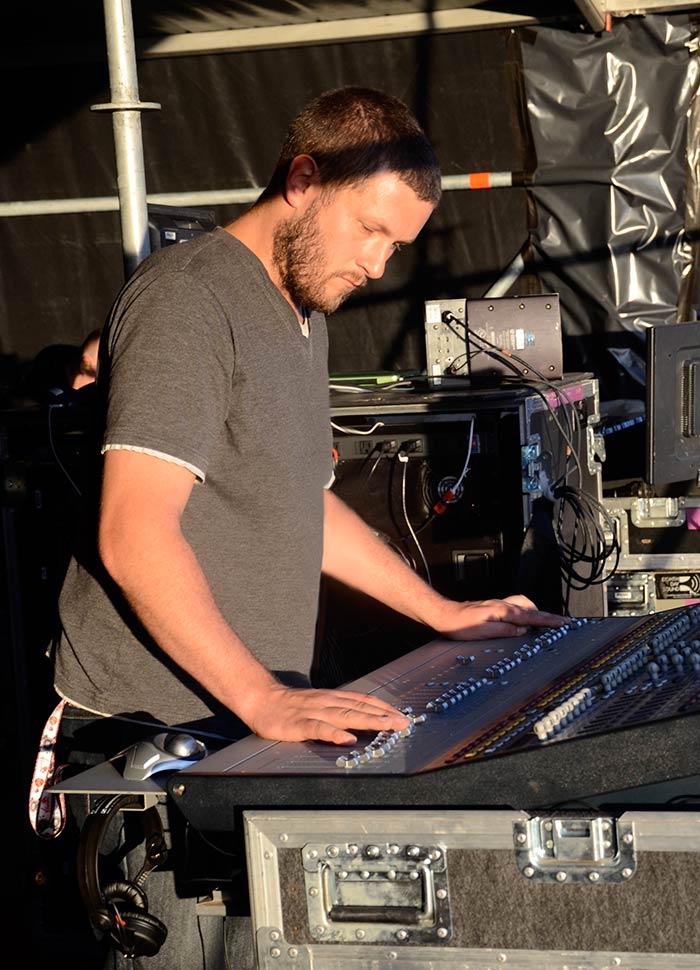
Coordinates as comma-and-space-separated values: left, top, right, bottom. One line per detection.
605, 496, 700, 616
329, 376, 606, 619
244, 809, 700, 970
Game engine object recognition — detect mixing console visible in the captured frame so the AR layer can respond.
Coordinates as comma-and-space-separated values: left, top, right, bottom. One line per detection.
171, 607, 700, 825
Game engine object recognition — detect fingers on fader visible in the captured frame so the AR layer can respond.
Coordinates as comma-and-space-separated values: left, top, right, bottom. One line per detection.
313, 720, 356, 745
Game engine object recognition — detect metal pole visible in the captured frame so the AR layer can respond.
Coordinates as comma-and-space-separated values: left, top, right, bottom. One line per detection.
0, 188, 260, 218
483, 252, 525, 299
92, 0, 160, 276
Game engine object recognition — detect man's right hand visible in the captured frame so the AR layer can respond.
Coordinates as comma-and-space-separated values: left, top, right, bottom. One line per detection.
100, 452, 410, 748
243, 685, 410, 745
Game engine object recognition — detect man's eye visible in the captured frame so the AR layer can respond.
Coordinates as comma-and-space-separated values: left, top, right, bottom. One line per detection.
360, 223, 374, 233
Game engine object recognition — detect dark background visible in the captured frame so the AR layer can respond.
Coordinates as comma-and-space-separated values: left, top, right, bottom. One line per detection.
1, 14, 541, 380
3, 5, 697, 961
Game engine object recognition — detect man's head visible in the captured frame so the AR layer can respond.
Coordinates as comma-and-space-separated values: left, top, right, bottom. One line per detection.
71, 329, 101, 390
261, 87, 441, 206
260, 87, 441, 314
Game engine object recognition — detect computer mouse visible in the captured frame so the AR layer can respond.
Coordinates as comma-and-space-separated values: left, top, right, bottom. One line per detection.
122, 732, 207, 781
163, 732, 203, 759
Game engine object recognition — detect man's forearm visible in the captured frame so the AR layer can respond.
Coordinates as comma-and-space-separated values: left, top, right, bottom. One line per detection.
100, 519, 277, 722
96, 450, 412, 744
322, 489, 449, 628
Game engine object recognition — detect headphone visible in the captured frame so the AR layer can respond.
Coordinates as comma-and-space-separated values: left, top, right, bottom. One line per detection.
77, 794, 169, 958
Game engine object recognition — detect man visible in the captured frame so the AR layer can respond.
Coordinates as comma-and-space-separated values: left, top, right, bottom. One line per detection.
71, 329, 100, 390
55, 87, 561, 749
51, 87, 561, 968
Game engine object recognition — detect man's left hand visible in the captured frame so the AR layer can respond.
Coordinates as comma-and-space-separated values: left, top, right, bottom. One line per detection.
433, 594, 566, 641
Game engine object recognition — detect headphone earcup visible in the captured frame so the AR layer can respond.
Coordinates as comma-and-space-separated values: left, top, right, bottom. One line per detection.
92, 907, 117, 935
103, 879, 148, 912
77, 795, 169, 960
107, 909, 168, 958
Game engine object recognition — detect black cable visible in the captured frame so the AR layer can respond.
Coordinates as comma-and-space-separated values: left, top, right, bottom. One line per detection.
442, 313, 583, 483
48, 404, 83, 497
552, 482, 620, 604
443, 316, 466, 343
446, 337, 583, 491
398, 512, 436, 542
187, 826, 238, 859
441, 347, 483, 375
665, 794, 700, 806
196, 914, 207, 970
395, 421, 474, 542
437, 322, 619, 603
459, 328, 583, 487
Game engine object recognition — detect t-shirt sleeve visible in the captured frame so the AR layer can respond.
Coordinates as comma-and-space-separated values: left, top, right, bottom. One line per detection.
103, 270, 234, 482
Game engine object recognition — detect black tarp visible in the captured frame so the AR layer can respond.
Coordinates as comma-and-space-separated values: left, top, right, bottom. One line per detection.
2, 9, 696, 400
0, 27, 532, 381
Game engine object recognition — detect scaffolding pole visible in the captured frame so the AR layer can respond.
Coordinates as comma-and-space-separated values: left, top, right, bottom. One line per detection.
92, 0, 160, 276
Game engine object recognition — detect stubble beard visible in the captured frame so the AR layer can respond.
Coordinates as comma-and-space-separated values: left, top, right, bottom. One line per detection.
272, 199, 356, 315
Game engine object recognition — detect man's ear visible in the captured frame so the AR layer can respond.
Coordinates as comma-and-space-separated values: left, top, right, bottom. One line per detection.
284, 154, 320, 209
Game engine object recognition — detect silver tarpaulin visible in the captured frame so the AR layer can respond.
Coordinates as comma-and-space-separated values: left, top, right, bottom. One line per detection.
521, 15, 699, 373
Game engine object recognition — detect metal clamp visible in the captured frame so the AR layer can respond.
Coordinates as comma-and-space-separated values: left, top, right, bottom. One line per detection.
607, 572, 655, 616
521, 435, 543, 495
630, 497, 686, 529
514, 817, 636, 884
586, 424, 606, 477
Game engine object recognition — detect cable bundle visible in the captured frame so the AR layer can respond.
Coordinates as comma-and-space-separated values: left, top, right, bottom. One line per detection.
551, 482, 620, 612
443, 313, 620, 611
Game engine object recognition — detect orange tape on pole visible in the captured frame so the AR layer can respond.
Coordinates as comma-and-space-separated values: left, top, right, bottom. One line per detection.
468, 172, 492, 189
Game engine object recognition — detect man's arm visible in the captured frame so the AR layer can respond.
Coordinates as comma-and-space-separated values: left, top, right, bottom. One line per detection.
99, 450, 408, 743
322, 490, 564, 638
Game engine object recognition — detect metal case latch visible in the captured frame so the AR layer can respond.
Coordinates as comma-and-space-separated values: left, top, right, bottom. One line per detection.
514, 817, 636, 884
521, 435, 543, 494
586, 424, 606, 476
607, 572, 655, 616
302, 841, 452, 944
630, 497, 686, 529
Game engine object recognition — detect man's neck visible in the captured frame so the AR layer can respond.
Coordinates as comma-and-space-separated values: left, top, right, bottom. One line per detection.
224, 206, 305, 325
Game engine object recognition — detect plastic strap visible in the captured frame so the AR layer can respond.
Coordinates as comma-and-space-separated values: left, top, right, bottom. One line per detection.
29, 698, 68, 839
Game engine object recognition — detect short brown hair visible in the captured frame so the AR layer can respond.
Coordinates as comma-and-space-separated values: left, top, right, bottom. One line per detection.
259, 87, 441, 205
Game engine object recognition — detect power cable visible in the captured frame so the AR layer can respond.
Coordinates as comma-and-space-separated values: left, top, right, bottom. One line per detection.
437, 318, 619, 607
398, 451, 431, 586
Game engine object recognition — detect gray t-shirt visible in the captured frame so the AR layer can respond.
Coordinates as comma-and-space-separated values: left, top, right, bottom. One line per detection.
55, 229, 332, 725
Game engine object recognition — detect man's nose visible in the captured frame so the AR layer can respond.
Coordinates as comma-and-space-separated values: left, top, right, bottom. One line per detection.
358, 244, 391, 280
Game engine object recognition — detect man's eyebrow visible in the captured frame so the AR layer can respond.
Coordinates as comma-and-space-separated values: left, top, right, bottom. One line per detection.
379, 222, 415, 246
363, 217, 415, 247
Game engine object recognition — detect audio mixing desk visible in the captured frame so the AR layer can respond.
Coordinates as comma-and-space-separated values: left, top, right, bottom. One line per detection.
171, 608, 700, 828
55, 608, 700, 969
